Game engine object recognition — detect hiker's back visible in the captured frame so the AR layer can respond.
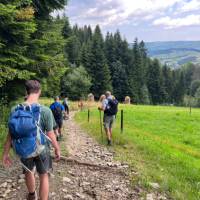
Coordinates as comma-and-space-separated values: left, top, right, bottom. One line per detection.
50, 102, 63, 120
104, 98, 118, 116
8, 104, 46, 158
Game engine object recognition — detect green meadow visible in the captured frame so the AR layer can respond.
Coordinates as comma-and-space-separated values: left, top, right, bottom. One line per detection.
75, 104, 200, 200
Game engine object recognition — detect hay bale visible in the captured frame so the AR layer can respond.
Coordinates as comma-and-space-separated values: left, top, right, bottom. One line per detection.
124, 96, 131, 104
88, 93, 94, 102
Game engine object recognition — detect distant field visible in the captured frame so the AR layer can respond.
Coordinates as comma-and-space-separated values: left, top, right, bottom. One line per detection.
146, 41, 200, 68
75, 104, 200, 200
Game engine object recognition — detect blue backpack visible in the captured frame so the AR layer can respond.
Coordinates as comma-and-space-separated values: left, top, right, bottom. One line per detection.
8, 104, 47, 158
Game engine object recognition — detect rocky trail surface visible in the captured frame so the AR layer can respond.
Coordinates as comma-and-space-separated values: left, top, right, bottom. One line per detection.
0, 112, 168, 200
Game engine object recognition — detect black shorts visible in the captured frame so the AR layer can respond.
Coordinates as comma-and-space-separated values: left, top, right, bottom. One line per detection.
20, 147, 52, 174
55, 119, 63, 129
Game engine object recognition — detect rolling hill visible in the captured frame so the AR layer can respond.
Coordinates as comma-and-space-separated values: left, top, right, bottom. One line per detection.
145, 41, 200, 68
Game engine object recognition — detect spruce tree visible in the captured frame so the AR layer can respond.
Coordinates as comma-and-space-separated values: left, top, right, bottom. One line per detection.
173, 71, 185, 105
104, 32, 116, 76
128, 38, 143, 103
112, 61, 129, 101
147, 59, 164, 104
162, 65, 173, 103
62, 17, 72, 39
64, 35, 81, 66
89, 25, 112, 98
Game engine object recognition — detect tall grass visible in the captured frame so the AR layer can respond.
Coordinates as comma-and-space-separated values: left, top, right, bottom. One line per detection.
75, 104, 200, 200
0, 103, 10, 158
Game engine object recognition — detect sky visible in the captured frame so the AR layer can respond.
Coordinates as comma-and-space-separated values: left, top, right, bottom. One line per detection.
57, 0, 200, 42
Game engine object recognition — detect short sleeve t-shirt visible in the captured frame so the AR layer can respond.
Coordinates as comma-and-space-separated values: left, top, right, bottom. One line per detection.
50, 102, 64, 111
40, 106, 55, 132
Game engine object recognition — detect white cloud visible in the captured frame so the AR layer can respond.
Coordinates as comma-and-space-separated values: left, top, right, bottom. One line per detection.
153, 14, 200, 29
68, 0, 184, 28
100, 0, 183, 26
67, 0, 200, 31
179, 0, 200, 12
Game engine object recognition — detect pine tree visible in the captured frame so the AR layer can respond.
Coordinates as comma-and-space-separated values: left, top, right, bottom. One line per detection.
62, 17, 72, 39
113, 30, 123, 61
162, 65, 173, 103
64, 35, 81, 66
173, 71, 185, 105
140, 84, 150, 104
80, 41, 92, 74
128, 38, 143, 103
147, 59, 164, 104
89, 25, 112, 98
112, 61, 129, 101
104, 32, 116, 75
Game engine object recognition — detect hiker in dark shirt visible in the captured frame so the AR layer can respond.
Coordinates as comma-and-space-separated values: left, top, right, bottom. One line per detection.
63, 97, 69, 120
50, 96, 65, 139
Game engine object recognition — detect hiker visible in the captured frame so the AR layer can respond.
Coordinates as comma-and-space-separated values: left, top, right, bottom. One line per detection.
50, 96, 64, 140
2, 80, 60, 200
99, 94, 106, 105
78, 99, 84, 110
63, 97, 69, 120
98, 91, 118, 145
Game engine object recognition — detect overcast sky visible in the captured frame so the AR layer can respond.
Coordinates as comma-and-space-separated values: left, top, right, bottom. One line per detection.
59, 0, 200, 42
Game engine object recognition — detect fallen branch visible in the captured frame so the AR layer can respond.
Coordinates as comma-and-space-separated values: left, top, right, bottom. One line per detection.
54, 156, 126, 174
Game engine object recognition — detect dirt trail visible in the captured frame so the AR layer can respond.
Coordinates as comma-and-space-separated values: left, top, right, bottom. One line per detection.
0, 112, 166, 200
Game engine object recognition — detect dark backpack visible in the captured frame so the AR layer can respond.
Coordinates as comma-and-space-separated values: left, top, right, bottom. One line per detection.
8, 104, 46, 158
52, 104, 62, 120
104, 99, 118, 116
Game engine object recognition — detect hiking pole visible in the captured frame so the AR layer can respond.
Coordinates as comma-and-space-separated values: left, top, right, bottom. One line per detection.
99, 110, 103, 142
121, 109, 124, 134
88, 109, 90, 122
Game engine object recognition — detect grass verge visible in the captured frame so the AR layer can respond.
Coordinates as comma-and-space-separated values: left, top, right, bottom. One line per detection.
75, 104, 200, 200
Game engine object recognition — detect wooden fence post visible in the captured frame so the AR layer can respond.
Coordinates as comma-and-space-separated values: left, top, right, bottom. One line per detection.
88, 109, 90, 122
121, 109, 124, 133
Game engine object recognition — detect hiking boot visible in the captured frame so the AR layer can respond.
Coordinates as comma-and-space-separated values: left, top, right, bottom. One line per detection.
107, 139, 112, 146
27, 192, 38, 200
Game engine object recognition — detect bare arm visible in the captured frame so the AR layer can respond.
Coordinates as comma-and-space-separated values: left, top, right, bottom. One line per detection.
2, 133, 12, 167
98, 101, 106, 111
47, 131, 60, 160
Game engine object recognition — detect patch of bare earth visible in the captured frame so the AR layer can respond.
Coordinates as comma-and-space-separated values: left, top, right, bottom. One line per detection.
0, 112, 168, 200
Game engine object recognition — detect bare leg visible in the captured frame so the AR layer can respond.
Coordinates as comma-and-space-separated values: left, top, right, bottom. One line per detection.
39, 173, 49, 200
58, 128, 62, 136
25, 171, 35, 193
105, 128, 111, 141
109, 128, 112, 139
54, 129, 59, 137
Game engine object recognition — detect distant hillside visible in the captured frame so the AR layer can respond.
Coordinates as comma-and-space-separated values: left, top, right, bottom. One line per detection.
145, 41, 200, 68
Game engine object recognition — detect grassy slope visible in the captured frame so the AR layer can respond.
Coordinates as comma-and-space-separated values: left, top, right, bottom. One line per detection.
75, 104, 200, 200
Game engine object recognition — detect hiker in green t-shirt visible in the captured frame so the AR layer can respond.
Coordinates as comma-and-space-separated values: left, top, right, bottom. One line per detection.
2, 80, 60, 200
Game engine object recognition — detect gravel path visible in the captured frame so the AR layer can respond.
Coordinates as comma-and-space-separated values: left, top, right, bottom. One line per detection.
0, 112, 167, 200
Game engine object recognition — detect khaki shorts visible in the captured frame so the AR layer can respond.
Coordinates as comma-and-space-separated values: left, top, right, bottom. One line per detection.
103, 114, 115, 129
